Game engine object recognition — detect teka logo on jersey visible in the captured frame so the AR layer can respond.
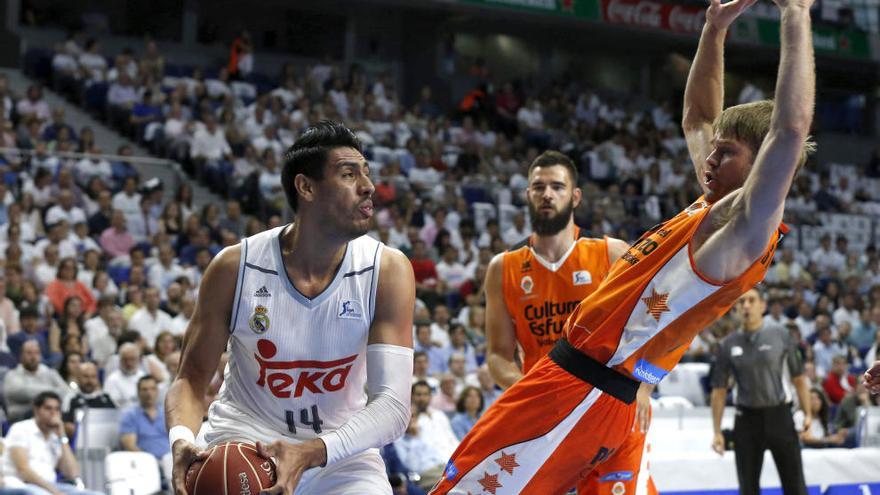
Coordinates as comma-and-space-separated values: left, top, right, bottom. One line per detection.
255, 339, 357, 398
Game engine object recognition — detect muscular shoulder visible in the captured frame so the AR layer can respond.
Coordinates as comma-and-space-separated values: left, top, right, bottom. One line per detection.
199, 244, 242, 297
377, 247, 415, 293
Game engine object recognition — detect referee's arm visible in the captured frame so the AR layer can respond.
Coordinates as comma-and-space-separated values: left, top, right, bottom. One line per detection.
710, 342, 732, 455
787, 332, 812, 433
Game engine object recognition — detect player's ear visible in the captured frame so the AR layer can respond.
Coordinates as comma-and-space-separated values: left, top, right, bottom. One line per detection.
294, 173, 315, 206
572, 187, 583, 208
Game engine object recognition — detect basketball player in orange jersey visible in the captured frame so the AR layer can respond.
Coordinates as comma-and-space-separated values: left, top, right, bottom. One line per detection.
484, 150, 657, 495
166, 121, 416, 494
431, 0, 815, 490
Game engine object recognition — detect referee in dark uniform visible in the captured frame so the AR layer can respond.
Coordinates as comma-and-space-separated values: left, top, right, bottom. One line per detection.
710, 288, 812, 495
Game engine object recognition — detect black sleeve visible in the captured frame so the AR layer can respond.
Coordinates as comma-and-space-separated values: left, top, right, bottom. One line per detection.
710, 338, 732, 389
785, 329, 805, 378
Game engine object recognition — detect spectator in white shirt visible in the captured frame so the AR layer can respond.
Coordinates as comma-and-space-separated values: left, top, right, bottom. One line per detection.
811, 234, 846, 275
502, 212, 530, 246
127, 288, 173, 347
251, 125, 284, 159
103, 343, 146, 411
436, 246, 469, 294
74, 146, 112, 187
45, 189, 86, 227
833, 293, 861, 331
411, 381, 459, 462
408, 150, 440, 192
16, 85, 51, 123
169, 296, 194, 336
148, 243, 188, 295
78, 38, 108, 83
392, 411, 448, 492
112, 176, 142, 221
84, 297, 121, 368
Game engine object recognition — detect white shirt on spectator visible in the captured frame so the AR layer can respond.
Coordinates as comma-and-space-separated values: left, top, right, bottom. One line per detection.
84, 316, 118, 368
148, 262, 188, 294
408, 166, 440, 189
104, 368, 146, 411
2, 419, 64, 488
112, 191, 142, 219
393, 433, 446, 474
45, 205, 87, 226
833, 307, 860, 330
436, 260, 469, 291
35, 238, 77, 260
79, 53, 108, 82
107, 83, 140, 107
191, 127, 231, 161
811, 247, 845, 274
416, 409, 459, 460
16, 99, 51, 122
170, 313, 189, 336
74, 157, 113, 185
128, 307, 173, 347
517, 106, 543, 130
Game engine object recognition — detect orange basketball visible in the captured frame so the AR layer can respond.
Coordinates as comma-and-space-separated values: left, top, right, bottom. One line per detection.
185, 442, 276, 495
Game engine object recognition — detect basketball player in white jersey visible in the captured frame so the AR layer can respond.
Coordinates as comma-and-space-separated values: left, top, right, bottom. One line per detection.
166, 121, 416, 494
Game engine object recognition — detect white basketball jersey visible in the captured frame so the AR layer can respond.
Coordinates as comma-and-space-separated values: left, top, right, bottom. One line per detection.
209, 225, 383, 441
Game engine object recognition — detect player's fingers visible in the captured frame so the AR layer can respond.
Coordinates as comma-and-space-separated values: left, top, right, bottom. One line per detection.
256, 441, 275, 459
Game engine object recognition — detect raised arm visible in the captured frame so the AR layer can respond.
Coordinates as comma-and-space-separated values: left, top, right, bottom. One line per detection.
683, 0, 757, 187
166, 245, 238, 495
484, 253, 522, 389
695, 0, 815, 281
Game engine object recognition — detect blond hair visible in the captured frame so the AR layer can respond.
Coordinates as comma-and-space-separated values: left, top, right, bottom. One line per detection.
713, 100, 817, 171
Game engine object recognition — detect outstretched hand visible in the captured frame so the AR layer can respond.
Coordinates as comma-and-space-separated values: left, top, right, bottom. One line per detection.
171, 439, 208, 495
706, 0, 758, 31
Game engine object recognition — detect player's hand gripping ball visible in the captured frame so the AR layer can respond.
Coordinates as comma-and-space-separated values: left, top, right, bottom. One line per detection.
185, 441, 277, 494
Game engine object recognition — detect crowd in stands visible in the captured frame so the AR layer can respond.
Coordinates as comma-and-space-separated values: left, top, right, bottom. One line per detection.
0, 32, 876, 493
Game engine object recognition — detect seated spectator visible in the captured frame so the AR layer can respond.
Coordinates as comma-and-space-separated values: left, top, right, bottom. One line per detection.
834, 381, 873, 448
104, 343, 146, 410
450, 386, 484, 441
392, 411, 448, 493
120, 376, 170, 465
413, 323, 446, 377
83, 297, 121, 367
45, 189, 87, 227
851, 305, 879, 354
3, 340, 70, 423
799, 388, 846, 448
3, 391, 102, 494
7, 307, 53, 362
128, 287, 173, 347
63, 361, 115, 438
169, 295, 194, 336
148, 244, 187, 295
44, 258, 96, 317
429, 373, 457, 414
0, 271, 19, 337
447, 352, 477, 393
823, 355, 857, 404
15, 85, 50, 123
442, 324, 478, 374
411, 381, 458, 462
412, 351, 439, 391
812, 321, 846, 376
476, 364, 501, 408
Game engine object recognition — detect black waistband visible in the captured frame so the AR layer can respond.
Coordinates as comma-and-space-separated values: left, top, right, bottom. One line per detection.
548, 338, 640, 405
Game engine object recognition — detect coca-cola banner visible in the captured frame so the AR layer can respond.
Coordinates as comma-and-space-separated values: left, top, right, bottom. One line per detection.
600, 0, 705, 34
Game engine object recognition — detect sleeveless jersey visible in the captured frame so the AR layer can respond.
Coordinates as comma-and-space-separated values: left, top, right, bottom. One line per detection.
565, 198, 784, 384
211, 225, 383, 440
502, 231, 611, 374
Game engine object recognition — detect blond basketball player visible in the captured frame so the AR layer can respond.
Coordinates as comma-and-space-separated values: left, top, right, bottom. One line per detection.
431, 0, 815, 490
166, 121, 415, 494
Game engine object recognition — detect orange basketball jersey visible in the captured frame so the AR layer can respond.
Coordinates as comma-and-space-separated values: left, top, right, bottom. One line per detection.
565, 198, 785, 383
502, 231, 611, 374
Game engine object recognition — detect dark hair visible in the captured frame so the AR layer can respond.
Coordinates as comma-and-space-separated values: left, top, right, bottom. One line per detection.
60, 351, 83, 382
528, 150, 578, 185
412, 380, 431, 394
281, 120, 362, 212
33, 390, 61, 408
455, 386, 484, 415
413, 350, 427, 360
137, 375, 158, 390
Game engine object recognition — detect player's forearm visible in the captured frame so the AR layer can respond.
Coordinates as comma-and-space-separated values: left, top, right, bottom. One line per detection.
164, 377, 209, 436
710, 388, 727, 434
770, 6, 815, 137
683, 24, 726, 129
486, 353, 522, 389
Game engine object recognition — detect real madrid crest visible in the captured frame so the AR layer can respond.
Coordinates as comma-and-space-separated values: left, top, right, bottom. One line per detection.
249, 305, 270, 334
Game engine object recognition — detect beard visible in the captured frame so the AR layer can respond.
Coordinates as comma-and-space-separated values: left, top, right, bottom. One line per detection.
529, 199, 574, 236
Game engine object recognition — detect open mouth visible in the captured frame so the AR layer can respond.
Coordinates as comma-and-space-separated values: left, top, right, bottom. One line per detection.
704, 172, 716, 188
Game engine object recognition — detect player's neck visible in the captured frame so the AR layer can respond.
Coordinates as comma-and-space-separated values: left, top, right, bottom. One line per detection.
281, 222, 348, 278
531, 222, 577, 264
